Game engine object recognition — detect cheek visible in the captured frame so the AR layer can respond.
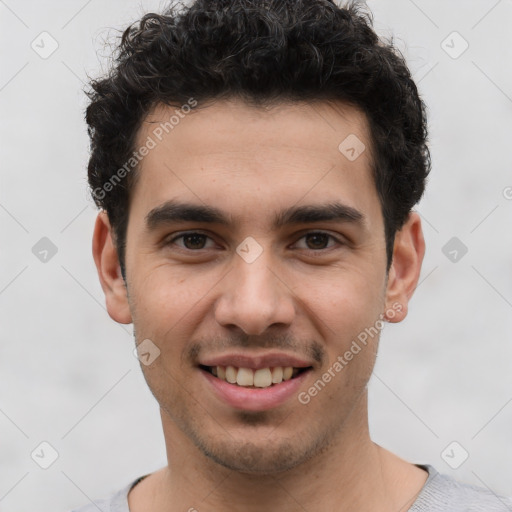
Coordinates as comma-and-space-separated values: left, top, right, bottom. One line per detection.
129, 267, 223, 380
294, 268, 385, 326
132, 265, 215, 323
294, 271, 384, 381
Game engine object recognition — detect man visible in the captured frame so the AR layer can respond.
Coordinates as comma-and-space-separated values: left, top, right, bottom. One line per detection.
74, 0, 512, 510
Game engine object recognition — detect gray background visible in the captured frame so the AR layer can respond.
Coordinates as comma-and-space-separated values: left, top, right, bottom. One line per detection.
1, 0, 511, 511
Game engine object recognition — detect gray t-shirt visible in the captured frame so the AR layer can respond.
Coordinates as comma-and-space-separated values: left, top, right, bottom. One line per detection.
70, 464, 512, 511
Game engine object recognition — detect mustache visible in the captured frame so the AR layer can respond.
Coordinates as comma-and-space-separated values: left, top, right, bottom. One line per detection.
184, 332, 326, 366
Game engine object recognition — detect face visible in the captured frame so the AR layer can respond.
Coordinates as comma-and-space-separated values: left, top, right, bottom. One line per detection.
94, 98, 423, 475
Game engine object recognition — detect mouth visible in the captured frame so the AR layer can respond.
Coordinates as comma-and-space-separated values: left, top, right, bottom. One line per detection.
199, 364, 312, 389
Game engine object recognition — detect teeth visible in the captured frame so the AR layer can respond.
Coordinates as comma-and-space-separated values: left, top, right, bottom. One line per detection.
271, 366, 283, 383
225, 365, 237, 384
236, 367, 254, 386
209, 365, 303, 388
254, 368, 272, 388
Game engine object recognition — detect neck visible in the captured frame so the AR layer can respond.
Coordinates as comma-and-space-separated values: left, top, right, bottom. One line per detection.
129, 392, 428, 511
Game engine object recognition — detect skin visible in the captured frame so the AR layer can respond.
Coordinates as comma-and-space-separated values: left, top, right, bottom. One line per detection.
93, 98, 427, 511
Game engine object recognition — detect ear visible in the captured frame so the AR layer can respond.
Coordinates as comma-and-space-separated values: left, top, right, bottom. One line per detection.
92, 210, 132, 324
383, 212, 425, 323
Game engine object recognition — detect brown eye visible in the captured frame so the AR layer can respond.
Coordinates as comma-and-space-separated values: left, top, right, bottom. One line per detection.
167, 232, 215, 250
182, 233, 207, 249
294, 231, 340, 251
305, 233, 330, 250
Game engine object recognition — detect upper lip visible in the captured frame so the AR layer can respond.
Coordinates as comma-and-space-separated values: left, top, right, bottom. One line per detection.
198, 352, 315, 370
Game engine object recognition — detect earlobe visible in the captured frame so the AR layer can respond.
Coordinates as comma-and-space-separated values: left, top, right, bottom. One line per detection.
384, 212, 425, 323
92, 211, 132, 324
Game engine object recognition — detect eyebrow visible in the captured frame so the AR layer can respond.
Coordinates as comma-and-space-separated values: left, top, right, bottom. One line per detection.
145, 199, 364, 232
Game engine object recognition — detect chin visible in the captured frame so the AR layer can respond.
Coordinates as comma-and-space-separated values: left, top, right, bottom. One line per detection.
192, 428, 328, 475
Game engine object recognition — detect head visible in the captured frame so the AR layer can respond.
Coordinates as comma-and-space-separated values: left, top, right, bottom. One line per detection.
88, 0, 429, 474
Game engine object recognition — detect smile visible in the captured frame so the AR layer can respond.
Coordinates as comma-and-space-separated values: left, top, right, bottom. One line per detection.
199, 364, 313, 411
199, 364, 311, 388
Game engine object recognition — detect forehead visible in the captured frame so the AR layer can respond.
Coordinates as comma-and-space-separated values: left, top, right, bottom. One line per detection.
129, 98, 380, 230
138, 98, 371, 161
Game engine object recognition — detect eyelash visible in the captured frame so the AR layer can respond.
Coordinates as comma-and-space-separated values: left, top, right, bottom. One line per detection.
165, 231, 343, 253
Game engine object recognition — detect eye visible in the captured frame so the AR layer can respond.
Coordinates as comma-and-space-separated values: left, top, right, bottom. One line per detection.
293, 231, 342, 251
166, 232, 217, 251
165, 230, 342, 253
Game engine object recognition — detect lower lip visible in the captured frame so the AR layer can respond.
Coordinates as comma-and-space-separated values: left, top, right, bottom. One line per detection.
200, 368, 311, 412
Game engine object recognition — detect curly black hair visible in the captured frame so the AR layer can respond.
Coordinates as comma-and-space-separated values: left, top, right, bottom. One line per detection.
85, 0, 430, 281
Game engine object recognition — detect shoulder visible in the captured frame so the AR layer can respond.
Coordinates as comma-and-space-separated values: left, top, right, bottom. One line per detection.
410, 464, 512, 512
68, 476, 146, 512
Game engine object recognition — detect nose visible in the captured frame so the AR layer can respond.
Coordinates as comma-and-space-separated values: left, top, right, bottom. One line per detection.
214, 247, 296, 336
